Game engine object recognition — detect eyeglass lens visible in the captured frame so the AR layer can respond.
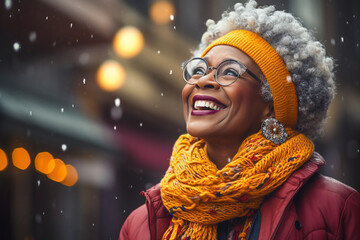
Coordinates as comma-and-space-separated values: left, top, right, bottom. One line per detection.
183, 58, 247, 86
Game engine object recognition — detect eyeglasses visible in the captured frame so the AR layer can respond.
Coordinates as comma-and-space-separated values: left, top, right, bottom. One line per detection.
181, 57, 261, 86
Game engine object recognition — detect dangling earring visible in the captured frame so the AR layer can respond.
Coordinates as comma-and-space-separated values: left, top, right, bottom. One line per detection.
261, 118, 287, 144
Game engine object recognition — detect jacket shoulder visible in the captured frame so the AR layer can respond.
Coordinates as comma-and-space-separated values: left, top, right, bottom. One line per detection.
119, 184, 171, 240
299, 173, 358, 204
119, 204, 150, 240
295, 173, 360, 239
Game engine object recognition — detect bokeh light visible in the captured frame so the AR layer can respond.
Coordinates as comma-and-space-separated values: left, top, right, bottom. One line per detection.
61, 164, 79, 187
47, 158, 67, 182
12, 148, 31, 170
0, 149, 8, 171
35, 152, 56, 174
96, 60, 126, 92
113, 26, 145, 58
150, 1, 175, 25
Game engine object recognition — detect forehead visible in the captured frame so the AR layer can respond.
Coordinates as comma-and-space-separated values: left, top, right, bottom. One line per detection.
203, 45, 259, 71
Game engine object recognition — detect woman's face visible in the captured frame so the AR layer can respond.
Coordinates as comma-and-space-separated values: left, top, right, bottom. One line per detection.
182, 45, 272, 144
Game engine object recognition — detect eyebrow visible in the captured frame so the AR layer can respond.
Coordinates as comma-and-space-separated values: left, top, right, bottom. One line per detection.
203, 56, 210, 62
203, 56, 242, 65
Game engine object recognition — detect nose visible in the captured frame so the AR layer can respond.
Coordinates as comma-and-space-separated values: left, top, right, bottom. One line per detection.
195, 70, 220, 89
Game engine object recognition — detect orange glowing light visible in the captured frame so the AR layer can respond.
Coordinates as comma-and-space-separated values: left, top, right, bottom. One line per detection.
47, 159, 67, 182
96, 60, 126, 92
0, 149, 8, 171
150, 1, 175, 25
12, 148, 31, 170
35, 152, 55, 174
113, 26, 145, 58
61, 164, 79, 187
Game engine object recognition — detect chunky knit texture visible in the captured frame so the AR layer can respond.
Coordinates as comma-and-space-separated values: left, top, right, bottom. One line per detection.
201, 30, 298, 128
160, 130, 314, 239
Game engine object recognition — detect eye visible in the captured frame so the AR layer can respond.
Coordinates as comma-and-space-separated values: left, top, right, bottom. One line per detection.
221, 68, 239, 77
192, 67, 206, 75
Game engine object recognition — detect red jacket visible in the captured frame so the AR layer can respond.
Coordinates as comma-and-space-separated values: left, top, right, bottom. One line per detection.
119, 153, 360, 240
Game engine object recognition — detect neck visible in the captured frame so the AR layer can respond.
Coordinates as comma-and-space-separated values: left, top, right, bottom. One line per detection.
205, 138, 243, 169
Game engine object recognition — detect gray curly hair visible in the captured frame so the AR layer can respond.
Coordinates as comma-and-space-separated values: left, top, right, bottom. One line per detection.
192, 0, 336, 140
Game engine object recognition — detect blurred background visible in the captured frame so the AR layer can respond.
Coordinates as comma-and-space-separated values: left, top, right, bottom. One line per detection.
0, 0, 359, 239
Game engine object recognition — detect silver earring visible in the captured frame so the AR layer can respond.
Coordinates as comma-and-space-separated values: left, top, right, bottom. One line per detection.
261, 118, 287, 144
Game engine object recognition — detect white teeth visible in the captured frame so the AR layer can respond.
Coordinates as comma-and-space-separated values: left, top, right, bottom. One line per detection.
194, 100, 223, 110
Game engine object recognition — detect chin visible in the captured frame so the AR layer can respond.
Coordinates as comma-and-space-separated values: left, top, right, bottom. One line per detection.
186, 123, 203, 137
186, 123, 215, 139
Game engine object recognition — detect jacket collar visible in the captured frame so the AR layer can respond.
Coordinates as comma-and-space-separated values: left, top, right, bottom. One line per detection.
258, 152, 325, 239
142, 184, 171, 240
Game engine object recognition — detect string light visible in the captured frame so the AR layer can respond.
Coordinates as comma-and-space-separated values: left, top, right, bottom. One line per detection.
35, 152, 55, 174
12, 148, 31, 170
96, 60, 126, 92
150, 1, 175, 25
0, 149, 8, 171
113, 26, 144, 58
0, 146, 79, 187
47, 159, 67, 182
61, 164, 78, 187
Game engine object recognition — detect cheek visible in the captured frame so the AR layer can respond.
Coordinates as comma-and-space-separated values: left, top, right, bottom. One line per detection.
233, 87, 269, 123
182, 85, 192, 120
229, 84, 256, 103
229, 84, 264, 111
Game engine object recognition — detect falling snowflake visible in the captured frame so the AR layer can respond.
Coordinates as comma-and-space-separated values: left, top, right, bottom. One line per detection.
61, 144, 67, 151
13, 42, 21, 52
5, 0, 12, 10
330, 38, 335, 46
286, 75, 292, 83
115, 98, 121, 107
29, 32, 37, 42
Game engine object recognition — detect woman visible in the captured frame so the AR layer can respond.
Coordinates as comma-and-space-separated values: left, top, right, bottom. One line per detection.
119, 1, 360, 239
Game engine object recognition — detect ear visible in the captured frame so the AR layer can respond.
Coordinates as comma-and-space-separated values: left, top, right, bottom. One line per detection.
262, 101, 275, 121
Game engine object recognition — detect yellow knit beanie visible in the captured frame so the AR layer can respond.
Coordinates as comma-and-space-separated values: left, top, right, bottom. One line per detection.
201, 30, 298, 128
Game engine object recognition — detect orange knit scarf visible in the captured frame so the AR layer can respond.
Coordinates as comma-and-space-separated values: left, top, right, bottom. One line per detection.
160, 129, 314, 240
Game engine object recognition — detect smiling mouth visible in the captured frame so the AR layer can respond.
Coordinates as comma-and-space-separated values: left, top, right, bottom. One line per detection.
191, 96, 226, 115
193, 100, 223, 111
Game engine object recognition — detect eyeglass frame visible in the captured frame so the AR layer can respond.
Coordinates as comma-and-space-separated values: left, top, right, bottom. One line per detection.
181, 57, 262, 86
